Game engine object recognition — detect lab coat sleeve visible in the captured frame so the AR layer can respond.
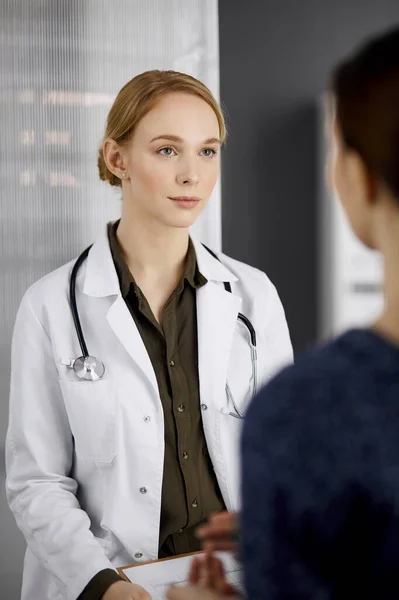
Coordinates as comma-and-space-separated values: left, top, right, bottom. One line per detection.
258, 275, 293, 386
5, 291, 115, 600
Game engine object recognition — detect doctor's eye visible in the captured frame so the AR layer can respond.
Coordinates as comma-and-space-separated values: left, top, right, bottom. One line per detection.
157, 146, 176, 157
200, 148, 218, 158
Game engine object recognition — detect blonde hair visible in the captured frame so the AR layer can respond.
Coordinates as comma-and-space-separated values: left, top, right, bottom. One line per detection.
98, 70, 226, 187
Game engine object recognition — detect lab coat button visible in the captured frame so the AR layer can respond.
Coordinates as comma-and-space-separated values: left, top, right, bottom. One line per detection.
135, 552, 143, 559
140, 487, 147, 494
144, 415, 151, 423
200, 404, 208, 411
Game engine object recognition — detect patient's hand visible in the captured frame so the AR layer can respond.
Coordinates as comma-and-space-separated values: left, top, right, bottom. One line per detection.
188, 553, 236, 595
166, 551, 241, 600
196, 511, 238, 553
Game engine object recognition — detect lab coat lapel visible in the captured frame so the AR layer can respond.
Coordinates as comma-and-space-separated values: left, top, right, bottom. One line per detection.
192, 238, 242, 410
106, 296, 159, 395
82, 229, 242, 401
83, 227, 159, 396
196, 280, 242, 411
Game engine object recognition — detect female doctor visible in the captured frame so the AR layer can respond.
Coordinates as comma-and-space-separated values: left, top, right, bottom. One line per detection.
5, 69, 292, 600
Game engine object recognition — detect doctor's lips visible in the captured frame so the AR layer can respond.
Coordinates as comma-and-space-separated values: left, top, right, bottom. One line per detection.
168, 196, 201, 208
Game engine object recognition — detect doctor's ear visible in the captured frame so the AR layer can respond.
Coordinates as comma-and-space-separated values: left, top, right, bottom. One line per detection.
102, 138, 128, 182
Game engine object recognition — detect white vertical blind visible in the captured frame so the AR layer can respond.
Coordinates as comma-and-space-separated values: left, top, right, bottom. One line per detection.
0, 0, 220, 443
0, 3, 220, 597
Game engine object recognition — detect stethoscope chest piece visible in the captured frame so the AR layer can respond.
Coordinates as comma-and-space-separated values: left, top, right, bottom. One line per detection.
73, 356, 105, 381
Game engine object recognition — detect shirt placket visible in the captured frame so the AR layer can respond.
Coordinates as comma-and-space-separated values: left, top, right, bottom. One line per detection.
163, 294, 202, 531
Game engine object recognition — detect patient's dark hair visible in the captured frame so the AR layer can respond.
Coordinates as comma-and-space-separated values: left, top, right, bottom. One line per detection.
330, 26, 399, 200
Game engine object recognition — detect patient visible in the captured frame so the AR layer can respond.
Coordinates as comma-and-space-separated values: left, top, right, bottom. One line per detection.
167, 24, 399, 600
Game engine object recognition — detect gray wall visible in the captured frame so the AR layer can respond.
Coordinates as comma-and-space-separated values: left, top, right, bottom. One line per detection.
218, 0, 399, 353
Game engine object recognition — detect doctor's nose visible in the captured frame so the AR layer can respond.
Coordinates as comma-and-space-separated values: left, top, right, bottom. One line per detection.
176, 166, 199, 187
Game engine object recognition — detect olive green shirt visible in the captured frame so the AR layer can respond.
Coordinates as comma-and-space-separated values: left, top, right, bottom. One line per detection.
78, 222, 225, 599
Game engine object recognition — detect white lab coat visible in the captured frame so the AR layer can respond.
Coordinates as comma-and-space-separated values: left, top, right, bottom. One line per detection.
5, 228, 292, 600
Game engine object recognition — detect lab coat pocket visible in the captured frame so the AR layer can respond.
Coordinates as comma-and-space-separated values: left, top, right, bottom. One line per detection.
59, 379, 117, 463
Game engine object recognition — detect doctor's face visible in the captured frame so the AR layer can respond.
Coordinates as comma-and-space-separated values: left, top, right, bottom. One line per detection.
121, 92, 221, 229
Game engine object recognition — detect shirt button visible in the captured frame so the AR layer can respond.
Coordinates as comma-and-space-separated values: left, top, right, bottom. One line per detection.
169, 360, 175, 367
140, 487, 147, 494
135, 552, 143, 559
200, 404, 208, 411
178, 404, 185, 412
182, 452, 189, 460
192, 499, 198, 508
143, 415, 151, 423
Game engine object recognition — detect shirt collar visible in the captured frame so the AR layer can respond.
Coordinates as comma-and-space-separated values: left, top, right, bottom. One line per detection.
82, 224, 239, 299
107, 220, 207, 299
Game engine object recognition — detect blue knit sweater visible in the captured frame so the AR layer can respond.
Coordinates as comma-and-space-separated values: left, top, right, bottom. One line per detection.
241, 329, 399, 599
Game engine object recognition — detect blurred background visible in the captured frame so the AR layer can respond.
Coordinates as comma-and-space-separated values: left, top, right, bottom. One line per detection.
1, 1, 398, 597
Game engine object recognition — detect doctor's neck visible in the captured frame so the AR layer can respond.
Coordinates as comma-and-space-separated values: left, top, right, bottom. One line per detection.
115, 210, 190, 283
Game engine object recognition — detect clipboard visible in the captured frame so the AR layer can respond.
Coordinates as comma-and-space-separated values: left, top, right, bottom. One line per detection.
117, 551, 203, 581
116, 551, 244, 600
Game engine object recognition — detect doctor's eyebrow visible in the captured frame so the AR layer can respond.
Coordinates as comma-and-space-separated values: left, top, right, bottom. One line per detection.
149, 134, 221, 145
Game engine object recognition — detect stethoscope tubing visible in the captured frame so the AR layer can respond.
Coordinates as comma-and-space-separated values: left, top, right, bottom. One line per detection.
69, 243, 257, 415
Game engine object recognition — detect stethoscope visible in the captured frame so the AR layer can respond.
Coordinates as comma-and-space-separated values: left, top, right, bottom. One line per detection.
68, 244, 257, 420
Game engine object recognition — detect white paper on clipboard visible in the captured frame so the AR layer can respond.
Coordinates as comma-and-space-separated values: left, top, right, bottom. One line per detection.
119, 552, 244, 600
